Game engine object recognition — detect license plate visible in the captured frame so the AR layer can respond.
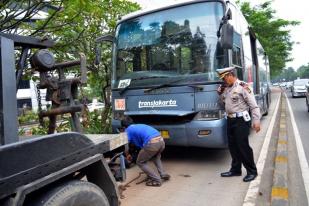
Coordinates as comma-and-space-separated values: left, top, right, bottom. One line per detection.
160, 130, 170, 139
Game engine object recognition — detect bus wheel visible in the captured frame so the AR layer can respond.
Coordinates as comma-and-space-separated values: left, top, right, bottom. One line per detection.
33, 180, 109, 206
263, 96, 269, 116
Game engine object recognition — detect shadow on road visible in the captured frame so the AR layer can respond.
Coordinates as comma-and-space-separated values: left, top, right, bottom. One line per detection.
162, 146, 228, 163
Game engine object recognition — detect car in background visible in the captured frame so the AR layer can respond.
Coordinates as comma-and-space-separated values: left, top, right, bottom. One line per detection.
279, 82, 287, 88
272, 82, 279, 86
87, 101, 105, 112
306, 85, 309, 112
291, 79, 309, 98
286, 81, 293, 89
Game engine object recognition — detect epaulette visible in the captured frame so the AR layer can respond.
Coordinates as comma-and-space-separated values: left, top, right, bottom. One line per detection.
239, 81, 251, 93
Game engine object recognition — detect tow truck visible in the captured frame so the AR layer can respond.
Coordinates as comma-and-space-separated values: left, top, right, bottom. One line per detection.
0, 33, 127, 206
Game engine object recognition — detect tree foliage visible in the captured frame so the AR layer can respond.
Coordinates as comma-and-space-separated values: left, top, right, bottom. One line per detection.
238, 1, 299, 77
273, 64, 309, 83
1, 0, 140, 133
297, 64, 309, 79
0, 1, 61, 34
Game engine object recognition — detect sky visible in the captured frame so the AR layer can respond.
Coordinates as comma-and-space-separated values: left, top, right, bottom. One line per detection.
130, 0, 309, 70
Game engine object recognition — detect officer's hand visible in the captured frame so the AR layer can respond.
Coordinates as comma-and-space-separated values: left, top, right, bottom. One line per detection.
253, 122, 261, 133
217, 85, 224, 94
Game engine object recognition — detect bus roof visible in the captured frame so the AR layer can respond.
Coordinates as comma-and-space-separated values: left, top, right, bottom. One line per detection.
118, 0, 226, 25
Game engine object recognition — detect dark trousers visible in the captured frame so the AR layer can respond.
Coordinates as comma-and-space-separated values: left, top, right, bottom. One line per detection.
227, 117, 257, 175
136, 141, 167, 182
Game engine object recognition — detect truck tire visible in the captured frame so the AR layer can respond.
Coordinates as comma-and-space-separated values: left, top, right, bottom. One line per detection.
34, 180, 109, 206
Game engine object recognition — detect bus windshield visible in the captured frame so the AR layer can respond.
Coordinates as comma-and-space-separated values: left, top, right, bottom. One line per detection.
113, 2, 225, 89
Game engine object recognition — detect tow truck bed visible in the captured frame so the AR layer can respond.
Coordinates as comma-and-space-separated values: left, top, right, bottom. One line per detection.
0, 132, 127, 200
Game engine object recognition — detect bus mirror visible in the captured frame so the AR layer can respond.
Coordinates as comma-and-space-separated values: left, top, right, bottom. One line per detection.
226, 8, 232, 20
95, 34, 114, 65
96, 34, 114, 43
220, 23, 234, 49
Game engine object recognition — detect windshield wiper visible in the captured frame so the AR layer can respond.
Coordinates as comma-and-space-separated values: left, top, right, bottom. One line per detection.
145, 80, 223, 93
144, 78, 186, 92
132, 76, 169, 81
118, 76, 169, 95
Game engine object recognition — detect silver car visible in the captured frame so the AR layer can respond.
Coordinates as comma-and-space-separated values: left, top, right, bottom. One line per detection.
291, 79, 309, 98
306, 85, 309, 112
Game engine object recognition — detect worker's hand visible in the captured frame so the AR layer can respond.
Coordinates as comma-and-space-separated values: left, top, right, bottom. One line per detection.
252, 122, 261, 133
126, 154, 133, 162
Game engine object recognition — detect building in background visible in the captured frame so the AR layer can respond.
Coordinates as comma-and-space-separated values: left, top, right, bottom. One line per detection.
16, 79, 49, 112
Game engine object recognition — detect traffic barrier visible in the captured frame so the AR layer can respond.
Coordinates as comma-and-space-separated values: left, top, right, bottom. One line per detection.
271, 93, 289, 205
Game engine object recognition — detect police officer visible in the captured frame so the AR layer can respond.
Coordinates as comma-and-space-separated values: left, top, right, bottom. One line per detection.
216, 67, 261, 182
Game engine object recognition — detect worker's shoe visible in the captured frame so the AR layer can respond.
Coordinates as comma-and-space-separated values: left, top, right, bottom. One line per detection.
161, 174, 171, 181
145, 179, 162, 187
220, 171, 242, 177
243, 174, 257, 182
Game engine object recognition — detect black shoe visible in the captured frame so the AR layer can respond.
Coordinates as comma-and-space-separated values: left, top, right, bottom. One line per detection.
220, 171, 242, 177
243, 174, 257, 182
161, 174, 171, 181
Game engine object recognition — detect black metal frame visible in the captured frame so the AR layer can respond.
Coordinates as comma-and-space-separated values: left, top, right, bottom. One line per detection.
0, 33, 122, 206
0, 33, 54, 145
0, 36, 19, 145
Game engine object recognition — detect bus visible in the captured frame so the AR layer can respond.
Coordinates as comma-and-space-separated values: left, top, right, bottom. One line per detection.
98, 0, 271, 148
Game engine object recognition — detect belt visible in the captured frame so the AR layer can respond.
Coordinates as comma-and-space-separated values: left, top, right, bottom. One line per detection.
150, 136, 163, 143
227, 111, 246, 118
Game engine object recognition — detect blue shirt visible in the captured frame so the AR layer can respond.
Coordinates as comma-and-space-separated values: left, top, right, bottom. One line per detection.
126, 124, 161, 148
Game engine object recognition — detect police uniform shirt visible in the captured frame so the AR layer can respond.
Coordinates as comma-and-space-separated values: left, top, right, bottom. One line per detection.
221, 79, 261, 124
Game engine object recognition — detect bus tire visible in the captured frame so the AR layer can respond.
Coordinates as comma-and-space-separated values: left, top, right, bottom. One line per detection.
263, 95, 269, 116
33, 180, 109, 206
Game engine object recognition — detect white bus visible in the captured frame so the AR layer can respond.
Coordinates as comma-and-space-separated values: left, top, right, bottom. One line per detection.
98, 0, 271, 148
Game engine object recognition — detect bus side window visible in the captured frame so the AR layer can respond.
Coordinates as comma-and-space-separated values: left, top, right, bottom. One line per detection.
232, 32, 244, 80
232, 32, 242, 67
236, 67, 243, 80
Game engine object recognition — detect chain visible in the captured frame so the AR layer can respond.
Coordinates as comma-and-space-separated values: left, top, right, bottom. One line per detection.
36, 84, 44, 126
79, 84, 89, 128
79, 84, 87, 105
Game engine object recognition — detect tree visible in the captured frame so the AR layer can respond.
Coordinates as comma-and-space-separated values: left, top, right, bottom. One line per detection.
297, 63, 309, 78
0, 1, 63, 34
1, 0, 140, 133
39, 0, 140, 133
238, 1, 299, 77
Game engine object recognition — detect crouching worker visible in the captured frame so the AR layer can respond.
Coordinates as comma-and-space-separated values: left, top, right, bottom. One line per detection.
124, 144, 139, 168
121, 120, 170, 187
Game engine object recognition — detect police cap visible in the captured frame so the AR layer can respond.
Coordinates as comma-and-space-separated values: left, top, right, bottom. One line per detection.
216, 67, 235, 79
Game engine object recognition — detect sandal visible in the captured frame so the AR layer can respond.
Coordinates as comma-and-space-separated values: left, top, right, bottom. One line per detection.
145, 179, 161, 187
161, 174, 171, 181
136, 176, 151, 185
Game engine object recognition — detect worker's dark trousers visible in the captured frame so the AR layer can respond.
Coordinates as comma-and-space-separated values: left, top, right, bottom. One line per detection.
136, 140, 167, 182
227, 117, 257, 175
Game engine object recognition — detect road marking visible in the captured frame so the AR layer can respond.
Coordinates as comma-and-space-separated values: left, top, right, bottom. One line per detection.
275, 156, 288, 163
285, 93, 309, 203
242, 92, 281, 206
278, 140, 287, 145
271, 187, 289, 200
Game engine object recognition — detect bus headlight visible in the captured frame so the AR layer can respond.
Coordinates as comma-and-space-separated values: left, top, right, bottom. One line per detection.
193, 110, 225, 120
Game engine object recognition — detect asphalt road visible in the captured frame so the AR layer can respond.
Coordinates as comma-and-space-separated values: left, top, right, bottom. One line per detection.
119, 90, 281, 206
285, 90, 309, 163
281, 88, 309, 206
